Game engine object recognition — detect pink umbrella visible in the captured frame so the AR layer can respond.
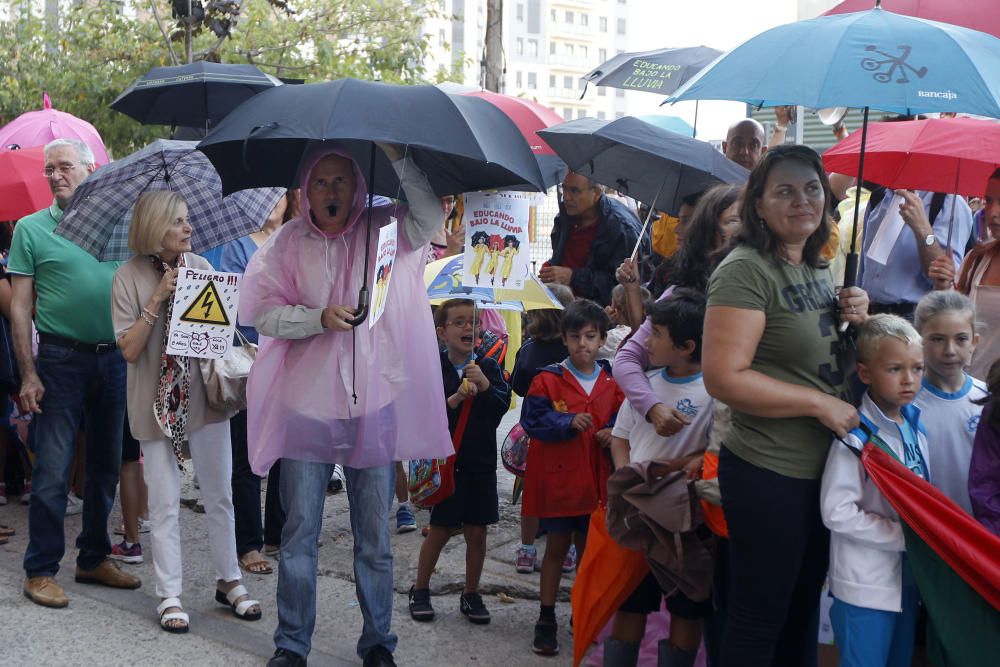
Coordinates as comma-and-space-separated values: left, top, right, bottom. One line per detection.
0, 93, 109, 165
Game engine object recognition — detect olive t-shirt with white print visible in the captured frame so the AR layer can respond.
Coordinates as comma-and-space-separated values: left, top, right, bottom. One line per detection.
707, 246, 850, 480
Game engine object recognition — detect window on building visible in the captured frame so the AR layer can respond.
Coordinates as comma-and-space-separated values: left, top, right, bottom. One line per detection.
563, 76, 573, 89
578, 78, 586, 91
527, 0, 540, 33
527, 39, 538, 57
517, 38, 524, 56
439, 30, 446, 47
550, 74, 557, 88
564, 108, 573, 120
598, 87, 606, 96
616, 88, 625, 98
616, 111, 625, 119
565, 10, 574, 24
597, 111, 607, 120
576, 109, 586, 119
581, 14, 589, 27
528, 72, 537, 89
580, 45, 588, 60
550, 8, 556, 21
565, 43, 574, 56
617, 18, 626, 35
550, 41, 557, 55
599, 16, 608, 32
517, 4, 524, 21
516, 71, 523, 88
599, 48, 607, 63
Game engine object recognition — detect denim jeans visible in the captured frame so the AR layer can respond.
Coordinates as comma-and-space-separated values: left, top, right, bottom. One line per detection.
275, 459, 396, 659
23, 343, 126, 577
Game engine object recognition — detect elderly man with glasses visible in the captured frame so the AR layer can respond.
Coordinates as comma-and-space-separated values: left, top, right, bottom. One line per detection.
10, 138, 139, 609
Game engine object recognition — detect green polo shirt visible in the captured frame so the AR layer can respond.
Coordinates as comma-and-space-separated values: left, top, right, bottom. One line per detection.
7, 201, 122, 343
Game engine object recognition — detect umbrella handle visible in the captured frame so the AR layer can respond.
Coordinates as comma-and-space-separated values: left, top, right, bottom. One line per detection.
345, 287, 370, 328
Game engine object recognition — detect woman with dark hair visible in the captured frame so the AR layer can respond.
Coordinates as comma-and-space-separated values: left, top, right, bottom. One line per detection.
701, 145, 869, 667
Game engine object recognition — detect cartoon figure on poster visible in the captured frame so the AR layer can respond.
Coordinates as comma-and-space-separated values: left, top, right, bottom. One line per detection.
470, 231, 490, 284
499, 234, 520, 287
462, 191, 530, 290
368, 218, 398, 329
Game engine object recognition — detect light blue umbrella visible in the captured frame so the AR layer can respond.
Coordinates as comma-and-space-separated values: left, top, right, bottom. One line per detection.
667, 4, 1000, 117
666, 1, 1000, 288
635, 114, 696, 138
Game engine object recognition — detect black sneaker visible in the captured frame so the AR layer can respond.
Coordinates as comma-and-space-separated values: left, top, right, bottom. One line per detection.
268, 648, 307, 667
460, 592, 491, 625
532, 617, 559, 655
362, 646, 396, 667
408, 585, 435, 621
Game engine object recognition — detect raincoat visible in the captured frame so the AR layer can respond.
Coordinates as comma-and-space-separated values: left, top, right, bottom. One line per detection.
241, 146, 452, 474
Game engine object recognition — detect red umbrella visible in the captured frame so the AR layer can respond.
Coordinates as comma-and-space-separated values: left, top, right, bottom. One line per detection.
461, 90, 567, 188
0, 147, 52, 221
0, 93, 110, 165
824, 0, 999, 39
823, 117, 1000, 197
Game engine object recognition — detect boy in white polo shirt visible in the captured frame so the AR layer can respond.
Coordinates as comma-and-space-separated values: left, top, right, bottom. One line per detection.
607, 288, 714, 667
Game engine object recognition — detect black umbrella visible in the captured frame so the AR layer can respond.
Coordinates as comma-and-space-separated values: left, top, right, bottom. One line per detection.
581, 46, 723, 96
539, 116, 748, 260
197, 78, 548, 197
198, 78, 546, 327
111, 62, 281, 128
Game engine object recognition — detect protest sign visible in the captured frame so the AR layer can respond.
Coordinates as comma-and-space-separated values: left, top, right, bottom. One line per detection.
166, 267, 241, 360
370, 218, 398, 329
462, 192, 530, 290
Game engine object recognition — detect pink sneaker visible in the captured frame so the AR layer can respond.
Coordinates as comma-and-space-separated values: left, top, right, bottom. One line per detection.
515, 545, 537, 574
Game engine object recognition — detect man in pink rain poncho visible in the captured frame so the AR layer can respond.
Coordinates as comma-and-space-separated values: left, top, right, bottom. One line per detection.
240, 143, 452, 667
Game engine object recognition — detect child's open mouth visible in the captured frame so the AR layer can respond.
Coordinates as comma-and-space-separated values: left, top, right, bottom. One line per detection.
461, 335, 474, 344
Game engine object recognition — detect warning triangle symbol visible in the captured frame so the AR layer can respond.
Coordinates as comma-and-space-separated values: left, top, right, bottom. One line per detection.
180, 281, 231, 326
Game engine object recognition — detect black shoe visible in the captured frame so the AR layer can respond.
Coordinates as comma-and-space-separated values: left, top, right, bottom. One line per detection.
460, 591, 491, 625
362, 645, 397, 667
408, 585, 435, 621
268, 648, 307, 667
532, 617, 559, 656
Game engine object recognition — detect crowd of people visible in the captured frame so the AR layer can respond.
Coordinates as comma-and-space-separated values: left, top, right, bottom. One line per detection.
1, 105, 999, 667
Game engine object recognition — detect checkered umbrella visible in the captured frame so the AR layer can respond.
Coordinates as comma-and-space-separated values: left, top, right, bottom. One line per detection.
56, 139, 285, 261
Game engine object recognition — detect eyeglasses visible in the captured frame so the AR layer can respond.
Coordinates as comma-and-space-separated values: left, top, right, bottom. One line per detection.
447, 319, 475, 329
43, 163, 81, 177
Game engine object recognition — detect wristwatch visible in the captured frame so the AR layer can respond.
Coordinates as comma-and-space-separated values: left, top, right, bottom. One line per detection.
924, 234, 936, 247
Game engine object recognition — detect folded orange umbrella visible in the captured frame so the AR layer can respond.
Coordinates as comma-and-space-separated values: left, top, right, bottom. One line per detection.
571, 505, 649, 666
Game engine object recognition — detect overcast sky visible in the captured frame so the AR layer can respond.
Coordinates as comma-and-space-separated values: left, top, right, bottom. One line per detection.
625, 0, 841, 140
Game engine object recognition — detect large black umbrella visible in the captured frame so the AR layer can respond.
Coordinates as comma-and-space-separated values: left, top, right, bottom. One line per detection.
197, 78, 548, 197
538, 116, 748, 216
581, 46, 723, 96
111, 62, 281, 128
198, 78, 546, 326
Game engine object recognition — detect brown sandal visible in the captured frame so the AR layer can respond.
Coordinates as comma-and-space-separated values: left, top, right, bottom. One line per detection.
238, 553, 273, 575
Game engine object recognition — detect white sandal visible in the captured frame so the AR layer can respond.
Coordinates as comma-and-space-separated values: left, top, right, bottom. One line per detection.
157, 597, 189, 634
215, 583, 261, 621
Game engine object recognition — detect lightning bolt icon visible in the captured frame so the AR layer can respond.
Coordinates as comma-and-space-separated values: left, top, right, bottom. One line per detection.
201, 293, 214, 318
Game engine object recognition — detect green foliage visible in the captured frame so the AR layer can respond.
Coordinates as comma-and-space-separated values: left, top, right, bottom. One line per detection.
0, 0, 441, 158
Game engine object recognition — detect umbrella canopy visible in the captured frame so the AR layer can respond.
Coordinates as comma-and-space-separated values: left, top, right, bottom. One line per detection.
111, 62, 282, 129
582, 46, 723, 96
424, 255, 564, 311
57, 139, 285, 261
668, 6, 1000, 118
0, 147, 52, 221
823, 117, 1000, 196
538, 116, 749, 215
636, 114, 696, 138
0, 93, 110, 165
462, 89, 567, 189
824, 0, 1000, 39
198, 78, 548, 196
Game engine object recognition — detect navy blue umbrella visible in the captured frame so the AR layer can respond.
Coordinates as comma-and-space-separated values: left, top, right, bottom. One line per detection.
111, 62, 281, 129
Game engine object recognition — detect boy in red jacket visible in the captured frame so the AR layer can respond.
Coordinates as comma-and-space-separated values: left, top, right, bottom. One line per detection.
521, 299, 624, 656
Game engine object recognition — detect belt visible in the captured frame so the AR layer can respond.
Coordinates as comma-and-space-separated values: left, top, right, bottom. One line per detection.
37, 331, 117, 354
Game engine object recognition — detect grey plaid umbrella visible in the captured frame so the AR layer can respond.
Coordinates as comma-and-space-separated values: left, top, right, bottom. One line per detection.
56, 139, 285, 261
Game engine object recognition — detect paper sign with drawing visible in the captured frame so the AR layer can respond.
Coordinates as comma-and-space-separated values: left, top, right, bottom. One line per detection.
462, 192, 530, 290
369, 218, 398, 329
166, 267, 241, 360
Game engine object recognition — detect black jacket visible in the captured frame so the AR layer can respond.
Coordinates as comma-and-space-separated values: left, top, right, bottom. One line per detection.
510, 338, 569, 397
549, 195, 645, 306
440, 351, 511, 473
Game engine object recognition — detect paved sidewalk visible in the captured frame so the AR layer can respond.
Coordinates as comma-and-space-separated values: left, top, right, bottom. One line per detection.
0, 410, 581, 665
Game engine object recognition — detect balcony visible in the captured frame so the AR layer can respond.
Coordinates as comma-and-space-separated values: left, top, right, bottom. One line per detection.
548, 87, 587, 102
548, 22, 595, 39
548, 55, 593, 72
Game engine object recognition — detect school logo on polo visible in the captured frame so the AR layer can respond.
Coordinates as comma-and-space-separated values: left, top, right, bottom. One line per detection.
676, 398, 698, 419
969, 415, 980, 434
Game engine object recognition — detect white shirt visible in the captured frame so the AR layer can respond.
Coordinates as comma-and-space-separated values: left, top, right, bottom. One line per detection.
913, 374, 987, 515
562, 359, 600, 395
612, 369, 713, 463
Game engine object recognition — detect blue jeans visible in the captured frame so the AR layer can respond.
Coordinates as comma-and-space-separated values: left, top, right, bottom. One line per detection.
275, 459, 396, 659
23, 343, 126, 577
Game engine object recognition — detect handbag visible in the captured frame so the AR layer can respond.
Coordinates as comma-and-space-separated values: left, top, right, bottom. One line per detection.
199, 328, 256, 412
408, 396, 473, 509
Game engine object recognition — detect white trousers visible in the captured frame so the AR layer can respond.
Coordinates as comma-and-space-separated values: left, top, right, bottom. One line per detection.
141, 419, 241, 599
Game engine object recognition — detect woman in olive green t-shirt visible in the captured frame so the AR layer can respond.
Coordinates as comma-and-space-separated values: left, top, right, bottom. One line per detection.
702, 146, 870, 667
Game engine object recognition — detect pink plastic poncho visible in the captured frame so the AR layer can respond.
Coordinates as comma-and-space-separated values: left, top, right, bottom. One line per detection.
241, 146, 453, 474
